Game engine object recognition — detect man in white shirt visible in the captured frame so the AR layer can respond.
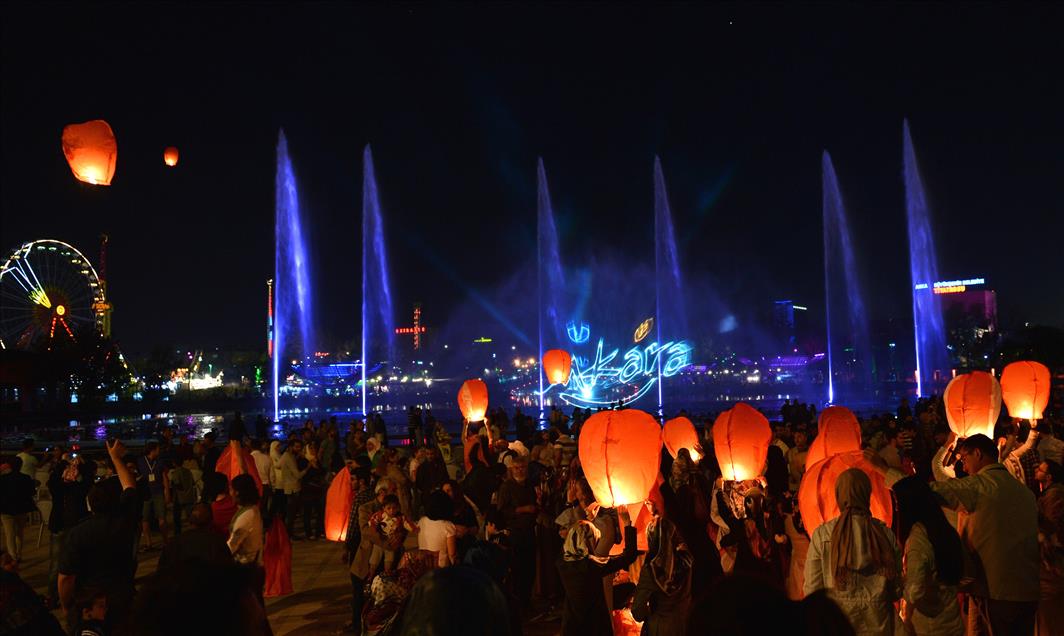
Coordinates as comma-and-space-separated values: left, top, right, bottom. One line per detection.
16, 439, 38, 479
249, 438, 273, 502
279, 439, 309, 537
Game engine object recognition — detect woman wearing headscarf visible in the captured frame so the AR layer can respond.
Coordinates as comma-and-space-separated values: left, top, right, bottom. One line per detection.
631, 512, 692, 635
1037, 484, 1064, 636
556, 507, 637, 636
804, 468, 901, 635
893, 477, 963, 635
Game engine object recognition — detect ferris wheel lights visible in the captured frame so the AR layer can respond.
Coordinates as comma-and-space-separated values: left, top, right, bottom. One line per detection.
56, 305, 66, 316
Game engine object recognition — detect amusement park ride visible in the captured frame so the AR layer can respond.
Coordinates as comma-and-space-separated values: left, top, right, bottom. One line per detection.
0, 236, 113, 351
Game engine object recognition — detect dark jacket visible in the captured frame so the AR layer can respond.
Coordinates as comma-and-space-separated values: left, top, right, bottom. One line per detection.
631, 556, 692, 636
157, 528, 232, 572
0, 471, 37, 515
556, 525, 639, 636
46, 462, 92, 533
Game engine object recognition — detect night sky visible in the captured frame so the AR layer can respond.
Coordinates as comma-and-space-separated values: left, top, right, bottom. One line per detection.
3, 3, 1062, 355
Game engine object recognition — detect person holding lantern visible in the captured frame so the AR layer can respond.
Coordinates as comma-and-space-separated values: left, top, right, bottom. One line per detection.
803, 468, 902, 635
630, 511, 692, 636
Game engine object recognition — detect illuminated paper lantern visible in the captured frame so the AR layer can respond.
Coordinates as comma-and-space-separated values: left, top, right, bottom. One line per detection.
943, 371, 1001, 439
164, 146, 179, 167
542, 349, 572, 385
798, 451, 892, 533
806, 405, 863, 469
579, 409, 662, 507
1000, 361, 1051, 421
712, 403, 771, 481
324, 468, 353, 541
663, 416, 701, 461
457, 378, 489, 422
216, 445, 263, 494
61, 120, 117, 185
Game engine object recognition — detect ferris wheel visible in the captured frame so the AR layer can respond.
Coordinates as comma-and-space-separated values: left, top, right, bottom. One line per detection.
0, 239, 108, 350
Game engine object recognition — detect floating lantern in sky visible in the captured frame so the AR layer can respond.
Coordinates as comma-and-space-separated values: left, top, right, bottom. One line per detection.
713, 402, 771, 481
61, 119, 117, 185
579, 408, 662, 507
457, 378, 489, 422
799, 450, 893, 533
663, 416, 701, 461
943, 371, 1001, 439
805, 405, 863, 469
542, 349, 572, 385
1000, 360, 1051, 421
163, 146, 179, 167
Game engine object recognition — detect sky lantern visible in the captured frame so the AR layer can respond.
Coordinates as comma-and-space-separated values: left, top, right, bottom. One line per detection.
216, 444, 263, 494
542, 349, 572, 385
943, 371, 1001, 439
712, 402, 771, 481
578, 408, 662, 507
163, 146, 179, 167
798, 450, 893, 533
324, 468, 353, 541
663, 416, 701, 461
61, 119, 117, 185
1000, 360, 1051, 421
457, 378, 489, 422
806, 405, 863, 469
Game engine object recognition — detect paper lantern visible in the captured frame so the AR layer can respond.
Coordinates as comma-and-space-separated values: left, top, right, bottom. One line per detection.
943, 371, 1001, 439
579, 409, 662, 507
1000, 361, 1051, 421
457, 379, 489, 422
163, 146, 179, 167
216, 445, 263, 494
542, 349, 572, 385
806, 406, 863, 469
712, 403, 771, 481
663, 416, 701, 461
61, 120, 117, 185
324, 468, 353, 541
798, 451, 892, 533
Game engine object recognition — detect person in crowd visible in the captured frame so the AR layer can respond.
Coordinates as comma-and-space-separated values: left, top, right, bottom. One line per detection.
269, 440, 286, 521
228, 473, 265, 603
417, 490, 458, 568
367, 494, 410, 574
58, 439, 140, 635
893, 476, 964, 635
415, 446, 449, 507
137, 441, 170, 550
201, 431, 221, 475
786, 428, 809, 492
301, 439, 326, 540
878, 428, 904, 471
1034, 458, 1064, 495
204, 472, 238, 537
348, 478, 397, 632
1037, 483, 1064, 636
497, 454, 538, 619
0, 550, 67, 635
804, 468, 902, 635
157, 503, 232, 572
167, 458, 196, 535
0, 457, 36, 562
279, 437, 310, 538
74, 588, 108, 636
442, 479, 480, 555
249, 439, 273, 516
340, 468, 377, 635
45, 453, 94, 607
397, 566, 512, 636
631, 512, 692, 635
16, 438, 38, 478
556, 507, 637, 636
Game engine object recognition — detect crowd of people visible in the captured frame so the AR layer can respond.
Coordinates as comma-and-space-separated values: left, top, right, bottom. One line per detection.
1, 395, 1062, 636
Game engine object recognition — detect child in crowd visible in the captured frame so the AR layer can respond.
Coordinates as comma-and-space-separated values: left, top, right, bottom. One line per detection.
367, 494, 412, 574
76, 589, 108, 636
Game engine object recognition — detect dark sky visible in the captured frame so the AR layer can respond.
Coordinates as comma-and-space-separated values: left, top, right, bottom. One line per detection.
3, 2, 1063, 355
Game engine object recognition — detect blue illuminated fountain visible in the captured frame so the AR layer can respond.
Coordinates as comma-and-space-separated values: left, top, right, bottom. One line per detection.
653, 157, 688, 415
361, 145, 395, 417
537, 158, 566, 420
273, 131, 316, 420
903, 120, 948, 397
821, 151, 872, 404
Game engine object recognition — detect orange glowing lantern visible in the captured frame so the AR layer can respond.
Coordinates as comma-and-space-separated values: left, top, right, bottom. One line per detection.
663, 416, 701, 461
163, 146, 179, 167
542, 349, 572, 385
61, 120, 117, 185
712, 403, 771, 481
457, 378, 489, 422
579, 409, 662, 507
1000, 361, 1051, 421
805, 406, 863, 469
798, 450, 893, 533
216, 444, 263, 494
324, 468, 353, 541
943, 371, 1001, 439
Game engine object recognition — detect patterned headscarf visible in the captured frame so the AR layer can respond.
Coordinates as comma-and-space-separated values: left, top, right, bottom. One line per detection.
829, 468, 897, 589
645, 516, 692, 595
563, 520, 608, 564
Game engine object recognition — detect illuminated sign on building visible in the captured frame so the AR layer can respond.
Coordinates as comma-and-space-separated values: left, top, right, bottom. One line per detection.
914, 277, 985, 291
395, 327, 427, 334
